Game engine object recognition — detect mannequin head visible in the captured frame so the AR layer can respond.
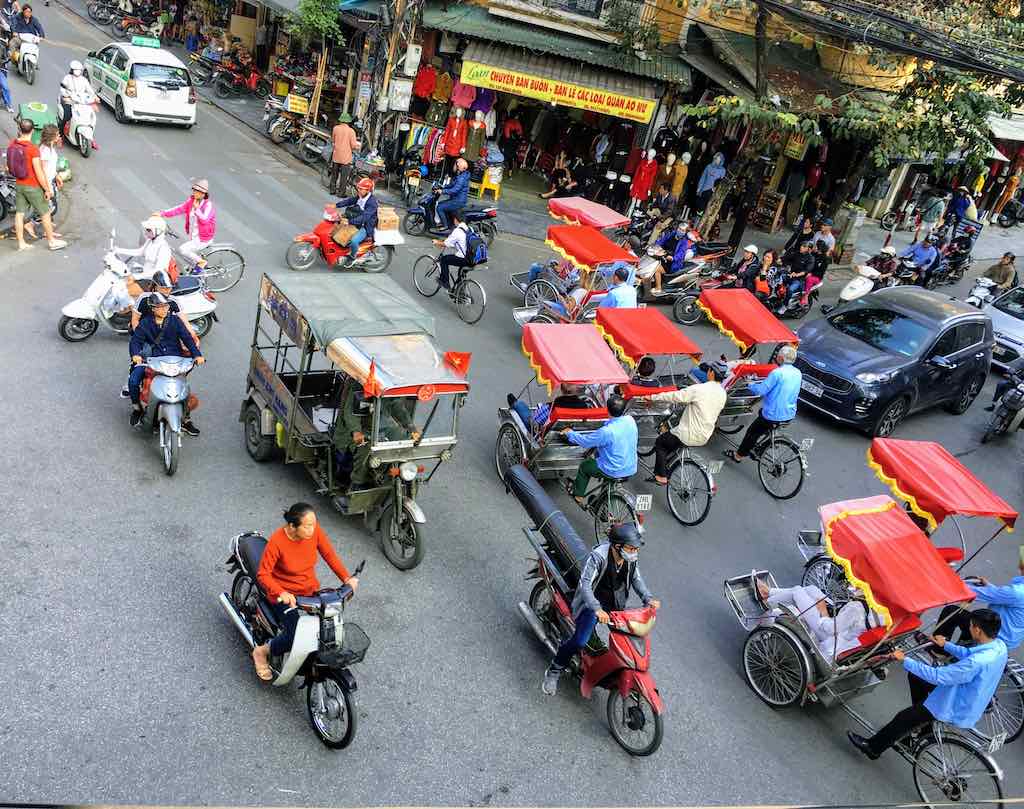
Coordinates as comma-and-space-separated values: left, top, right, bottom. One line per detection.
454, 107, 464, 119
682, 152, 691, 165
666, 153, 676, 166
646, 148, 656, 161
474, 109, 484, 123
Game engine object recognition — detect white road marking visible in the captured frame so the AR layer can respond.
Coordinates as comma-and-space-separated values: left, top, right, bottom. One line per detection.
159, 168, 269, 245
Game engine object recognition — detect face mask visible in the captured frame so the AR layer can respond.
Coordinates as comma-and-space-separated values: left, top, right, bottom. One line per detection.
72, 70, 82, 77
620, 550, 638, 563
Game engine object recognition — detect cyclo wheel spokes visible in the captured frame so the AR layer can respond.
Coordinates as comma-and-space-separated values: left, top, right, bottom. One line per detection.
665, 457, 712, 526
756, 434, 804, 500
912, 733, 1003, 809
975, 666, 1024, 744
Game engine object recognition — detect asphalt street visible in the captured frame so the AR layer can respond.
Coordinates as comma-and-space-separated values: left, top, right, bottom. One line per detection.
2, 8, 1024, 806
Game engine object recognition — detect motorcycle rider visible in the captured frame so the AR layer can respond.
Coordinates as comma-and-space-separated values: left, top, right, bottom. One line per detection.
561, 393, 637, 507
156, 178, 216, 270
335, 176, 378, 268
982, 252, 1016, 291
127, 291, 204, 429
0, 30, 13, 114
58, 59, 97, 138
436, 157, 469, 231
732, 244, 759, 291
898, 235, 939, 286
116, 216, 176, 278
651, 220, 697, 294
8, 3, 42, 61
780, 239, 816, 311
251, 503, 360, 681
541, 523, 660, 696
949, 224, 977, 259
984, 355, 1024, 412
867, 245, 899, 283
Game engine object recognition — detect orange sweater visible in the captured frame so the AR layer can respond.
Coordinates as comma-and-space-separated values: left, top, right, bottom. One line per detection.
257, 525, 351, 601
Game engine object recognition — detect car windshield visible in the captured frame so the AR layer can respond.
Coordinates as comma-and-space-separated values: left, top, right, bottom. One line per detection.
131, 63, 190, 87
993, 288, 1024, 320
373, 394, 458, 446
828, 307, 930, 357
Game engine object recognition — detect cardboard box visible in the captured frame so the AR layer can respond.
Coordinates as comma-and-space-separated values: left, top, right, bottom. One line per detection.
377, 205, 399, 230
332, 223, 358, 245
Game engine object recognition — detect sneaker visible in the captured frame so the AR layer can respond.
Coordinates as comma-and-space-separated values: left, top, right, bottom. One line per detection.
181, 420, 200, 437
48, 239, 68, 251
541, 664, 563, 696
129, 408, 144, 428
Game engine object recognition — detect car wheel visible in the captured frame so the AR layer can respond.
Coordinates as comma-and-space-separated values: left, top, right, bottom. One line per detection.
871, 396, 909, 437
946, 373, 986, 415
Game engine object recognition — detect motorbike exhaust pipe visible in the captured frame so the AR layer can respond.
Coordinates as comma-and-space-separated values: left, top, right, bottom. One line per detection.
517, 601, 557, 656
218, 593, 255, 649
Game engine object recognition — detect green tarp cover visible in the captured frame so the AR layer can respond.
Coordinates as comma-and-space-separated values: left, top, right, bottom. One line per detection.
265, 273, 436, 346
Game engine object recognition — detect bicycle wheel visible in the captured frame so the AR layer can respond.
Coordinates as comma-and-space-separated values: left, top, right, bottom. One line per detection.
412, 255, 442, 297
756, 435, 804, 500
800, 555, 851, 607
975, 665, 1024, 744
523, 278, 560, 308
672, 293, 703, 325
198, 248, 246, 292
454, 277, 486, 324
913, 734, 1003, 809
665, 457, 713, 526
593, 491, 636, 544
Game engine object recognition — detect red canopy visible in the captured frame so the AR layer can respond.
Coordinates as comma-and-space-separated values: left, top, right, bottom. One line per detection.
820, 495, 976, 627
548, 197, 630, 230
545, 224, 637, 271
521, 323, 629, 394
697, 288, 799, 351
868, 438, 1018, 531
595, 308, 702, 367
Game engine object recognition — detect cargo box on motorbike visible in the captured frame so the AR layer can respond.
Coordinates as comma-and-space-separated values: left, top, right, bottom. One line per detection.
377, 206, 399, 231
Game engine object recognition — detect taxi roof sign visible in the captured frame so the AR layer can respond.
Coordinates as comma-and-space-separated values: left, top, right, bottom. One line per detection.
131, 35, 161, 47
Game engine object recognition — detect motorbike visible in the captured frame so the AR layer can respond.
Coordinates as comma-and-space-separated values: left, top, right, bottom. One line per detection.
400, 154, 427, 207
821, 265, 895, 314
285, 203, 403, 273
59, 229, 218, 342
671, 266, 741, 324
982, 379, 1024, 443
966, 276, 1001, 308
220, 534, 368, 748
772, 277, 825, 319
402, 183, 499, 245
112, 13, 160, 39
11, 32, 40, 85
187, 51, 224, 86
997, 198, 1024, 229
132, 355, 199, 476
214, 61, 270, 99
64, 95, 99, 158
86, 0, 118, 23
507, 464, 664, 756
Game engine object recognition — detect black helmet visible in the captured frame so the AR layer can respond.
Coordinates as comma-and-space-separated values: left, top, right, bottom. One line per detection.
609, 523, 644, 547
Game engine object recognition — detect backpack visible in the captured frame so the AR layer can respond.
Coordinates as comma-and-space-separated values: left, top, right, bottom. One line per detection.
464, 226, 488, 266
6, 140, 30, 180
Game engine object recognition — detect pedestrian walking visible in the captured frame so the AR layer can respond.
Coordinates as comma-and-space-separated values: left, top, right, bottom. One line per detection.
7, 118, 66, 251
329, 113, 361, 196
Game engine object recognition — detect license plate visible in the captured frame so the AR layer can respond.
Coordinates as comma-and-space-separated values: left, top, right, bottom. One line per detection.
801, 379, 824, 397
408, 175, 420, 188
634, 494, 653, 512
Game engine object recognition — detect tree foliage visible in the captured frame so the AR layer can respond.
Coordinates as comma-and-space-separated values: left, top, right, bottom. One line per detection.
286, 0, 344, 48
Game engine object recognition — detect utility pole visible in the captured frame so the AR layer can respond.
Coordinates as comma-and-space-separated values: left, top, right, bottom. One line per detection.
754, 0, 767, 101
371, 0, 407, 148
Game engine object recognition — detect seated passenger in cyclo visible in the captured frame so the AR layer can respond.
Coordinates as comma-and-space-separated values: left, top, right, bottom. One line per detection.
751, 574, 883, 659
849, 609, 1007, 759
251, 503, 360, 681
332, 383, 421, 490
560, 394, 638, 507
933, 554, 1024, 654
629, 357, 662, 388
724, 344, 801, 464
633, 365, 727, 485
542, 523, 661, 695
506, 384, 599, 434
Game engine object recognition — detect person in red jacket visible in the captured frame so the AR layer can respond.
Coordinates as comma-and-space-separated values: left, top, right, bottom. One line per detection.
251, 503, 360, 681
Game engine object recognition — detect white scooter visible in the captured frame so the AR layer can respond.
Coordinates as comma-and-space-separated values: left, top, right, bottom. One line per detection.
821, 265, 893, 313
966, 276, 1000, 309
13, 32, 40, 85
64, 93, 99, 158
58, 229, 218, 342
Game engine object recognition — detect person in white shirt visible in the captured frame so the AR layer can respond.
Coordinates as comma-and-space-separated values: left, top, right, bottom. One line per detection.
116, 216, 175, 278
24, 123, 61, 240
432, 209, 471, 291
636, 364, 727, 484
58, 59, 98, 137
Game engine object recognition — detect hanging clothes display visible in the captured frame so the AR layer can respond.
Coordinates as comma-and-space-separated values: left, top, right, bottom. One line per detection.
483, 108, 497, 137
443, 113, 468, 157
450, 81, 476, 109
465, 117, 487, 162
413, 65, 437, 98
631, 157, 658, 201
470, 88, 495, 115
652, 126, 678, 157
655, 162, 672, 190
671, 155, 689, 199
425, 99, 449, 127
433, 72, 453, 102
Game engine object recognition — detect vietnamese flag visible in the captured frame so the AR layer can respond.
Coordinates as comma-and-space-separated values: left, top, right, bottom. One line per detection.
363, 358, 383, 398
444, 351, 472, 376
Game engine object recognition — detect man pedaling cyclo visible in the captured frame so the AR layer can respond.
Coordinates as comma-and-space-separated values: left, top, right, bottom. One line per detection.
560, 394, 638, 507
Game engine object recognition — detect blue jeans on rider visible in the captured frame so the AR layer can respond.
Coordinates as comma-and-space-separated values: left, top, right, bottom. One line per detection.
268, 599, 301, 657
788, 279, 804, 297
553, 608, 600, 668
511, 398, 532, 425
436, 200, 460, 230
346, 228, 367, 260
128, 363, 148, 405
0, 70, 11, 108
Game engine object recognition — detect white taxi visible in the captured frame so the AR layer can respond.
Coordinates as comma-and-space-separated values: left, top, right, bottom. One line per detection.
85, 36, 196, 128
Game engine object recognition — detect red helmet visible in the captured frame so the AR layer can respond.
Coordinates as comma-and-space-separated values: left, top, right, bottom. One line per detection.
356, 177, 375, 193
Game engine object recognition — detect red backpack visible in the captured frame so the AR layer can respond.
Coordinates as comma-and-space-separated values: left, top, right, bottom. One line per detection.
6, 139, 31, 180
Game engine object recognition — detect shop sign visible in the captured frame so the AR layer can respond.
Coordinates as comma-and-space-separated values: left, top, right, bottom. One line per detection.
460, 61, 656, 123
389, 77, 413, 112
784, 131, 810, 161
358, 70, 372, 100
260, 276, 307, 348
285, 93, 309, 115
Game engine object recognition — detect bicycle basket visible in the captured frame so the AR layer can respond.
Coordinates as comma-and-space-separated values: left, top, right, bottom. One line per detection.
336, 622, 370, 665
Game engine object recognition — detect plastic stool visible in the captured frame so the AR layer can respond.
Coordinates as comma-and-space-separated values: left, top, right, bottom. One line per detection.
478, 172, 501, 201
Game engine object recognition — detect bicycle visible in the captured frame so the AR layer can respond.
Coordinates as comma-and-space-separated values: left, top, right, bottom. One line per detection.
561, 471, 646, 543
721, 419, 811, 500
412, 252, 487, 325
637, 442, 720, 527
166, 227, 246, 293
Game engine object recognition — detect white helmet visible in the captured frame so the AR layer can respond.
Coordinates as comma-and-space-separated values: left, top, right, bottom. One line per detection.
880, 245, 897, 256
743, 244, 759, 255
142, 216, 167, 238
69, 60, 84, 76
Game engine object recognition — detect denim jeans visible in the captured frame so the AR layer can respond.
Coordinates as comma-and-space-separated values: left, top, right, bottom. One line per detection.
553, 608, 600, 668
347, 227, 367, 258
436, 200, 461, 230
268, 599, 301, 657
128, 364, 148, 405
0, 69, 11, 108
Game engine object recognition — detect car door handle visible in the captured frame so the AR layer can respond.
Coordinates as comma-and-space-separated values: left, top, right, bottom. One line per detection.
976, 352, 985, 359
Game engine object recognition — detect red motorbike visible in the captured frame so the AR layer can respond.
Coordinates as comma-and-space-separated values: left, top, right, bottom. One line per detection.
508, 464, 664, 756
213, 60, 271, 99
285, 204, 402, 274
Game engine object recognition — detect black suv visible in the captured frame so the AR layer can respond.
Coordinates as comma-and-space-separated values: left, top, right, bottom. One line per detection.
795, 287, 994, 437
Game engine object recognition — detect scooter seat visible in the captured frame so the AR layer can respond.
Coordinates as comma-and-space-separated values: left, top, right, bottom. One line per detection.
171, 276, 202, 295
236, 532, 267, 578
696, 242, 731, 254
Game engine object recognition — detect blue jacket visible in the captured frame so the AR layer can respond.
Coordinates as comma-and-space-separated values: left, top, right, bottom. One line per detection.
969, 576, 1024, 651
748, 363, 801, 422
442, 171, 469, 208
949, 194, 971, 219
903, 639, 1008, 728
129, 313, 202, 360
899, 242, 938, 269
337, 194, 378, 240
598, 281, 638, 309
566, 415, 638, 478
12, 14, 44, 35
656, 229, 694, 273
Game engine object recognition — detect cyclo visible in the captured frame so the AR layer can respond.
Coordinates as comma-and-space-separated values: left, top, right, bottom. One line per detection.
725, 494, 1008, 806
495, 323, 650, 541
594, 306, 722, 527
508, 224, 637, 325
240, 274, 470, 571
697, 287, 813, 500
803, 436, 1024, 744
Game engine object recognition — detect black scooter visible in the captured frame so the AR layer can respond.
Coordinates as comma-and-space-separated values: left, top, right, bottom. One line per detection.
402, 183, 499, 246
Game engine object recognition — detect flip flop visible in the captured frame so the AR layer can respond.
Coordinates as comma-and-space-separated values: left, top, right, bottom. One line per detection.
723, 449, 743, 464
644, 476, 668, 486
251, 649, 273, 681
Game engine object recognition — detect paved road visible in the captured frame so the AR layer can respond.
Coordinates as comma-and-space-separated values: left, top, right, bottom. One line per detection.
2, 8, 1023, 806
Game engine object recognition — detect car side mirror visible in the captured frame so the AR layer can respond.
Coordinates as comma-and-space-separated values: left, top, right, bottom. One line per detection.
87, 51, 97, 58
929, 355, 955, 370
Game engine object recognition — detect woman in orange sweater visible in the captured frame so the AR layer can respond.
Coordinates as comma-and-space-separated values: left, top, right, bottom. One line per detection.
252, 503, 359, 681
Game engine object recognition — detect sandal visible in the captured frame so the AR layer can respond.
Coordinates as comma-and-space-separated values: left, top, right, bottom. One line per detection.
644, 476, 668, 486
723, 449, 743, 464
251, 648, 273, 681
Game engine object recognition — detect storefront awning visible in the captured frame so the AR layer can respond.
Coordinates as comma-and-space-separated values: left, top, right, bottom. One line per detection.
680, 38, 754, 101
461, 41, 661, 123
259, 0, 300, 15
422, 2, 690, 88
989, 114, 1024, 143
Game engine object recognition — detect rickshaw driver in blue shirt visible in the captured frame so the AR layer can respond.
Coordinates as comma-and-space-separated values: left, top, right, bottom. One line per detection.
561, 394, 638, 505
849, 608, 1007, 759
598, 265, 638, 309
935, 554, 1024, 651
724, 344, 801, 464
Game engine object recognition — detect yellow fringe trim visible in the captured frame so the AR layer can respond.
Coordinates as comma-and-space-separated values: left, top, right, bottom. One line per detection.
521, 335, 555, 395
696, 298, 750, 351
544, 237, 596, 273
823, 499, 898, 627
595, 323, 637, 369
865, 448, 939, 533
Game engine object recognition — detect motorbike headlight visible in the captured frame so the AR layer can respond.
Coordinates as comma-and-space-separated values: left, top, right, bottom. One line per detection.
856, 372, 892, 384
369, 455, 382, 469
399, 461, 418, 482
